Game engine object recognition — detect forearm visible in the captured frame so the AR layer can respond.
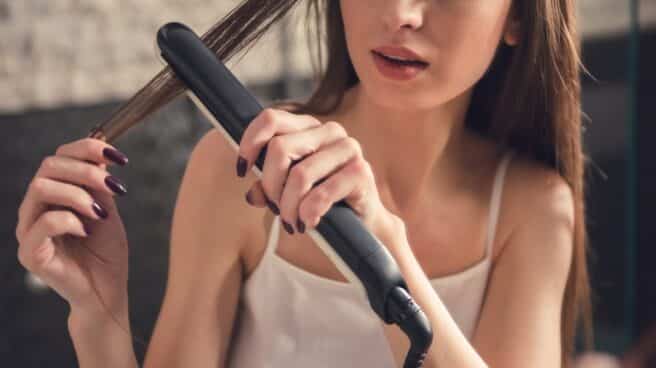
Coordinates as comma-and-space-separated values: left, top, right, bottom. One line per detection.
67, 302, 139, 368
381, 232, 487, 368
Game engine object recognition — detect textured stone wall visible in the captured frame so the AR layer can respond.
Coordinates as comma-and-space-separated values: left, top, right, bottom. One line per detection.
0, 0, 316, 113
1, 0, 655, 113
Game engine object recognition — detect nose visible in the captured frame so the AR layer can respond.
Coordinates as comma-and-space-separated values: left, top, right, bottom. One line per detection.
381, 0, 425, 32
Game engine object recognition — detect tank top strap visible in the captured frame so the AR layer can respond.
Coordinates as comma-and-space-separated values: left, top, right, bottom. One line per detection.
484, 150, 515, 258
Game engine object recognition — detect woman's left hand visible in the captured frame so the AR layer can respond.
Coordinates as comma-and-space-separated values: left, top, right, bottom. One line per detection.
235, 107, 404, 246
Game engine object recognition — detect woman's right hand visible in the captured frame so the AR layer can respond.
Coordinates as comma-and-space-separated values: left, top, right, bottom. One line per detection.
15, 137, 131, 319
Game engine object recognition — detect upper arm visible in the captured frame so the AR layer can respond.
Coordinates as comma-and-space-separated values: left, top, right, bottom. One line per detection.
144, 128, 253, 367
472, 167, 575, 368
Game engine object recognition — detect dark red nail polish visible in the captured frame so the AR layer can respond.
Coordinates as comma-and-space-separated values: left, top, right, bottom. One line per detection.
297, 219, 305, 233
236, 156, 247, 177
265, 196, 280, 215
105, 175, 127, 195
92, 201, 108, 219
103, 147, 128, 165
282, 220, 294, 235
245, 190, 254, 206
83, 223, 92, 236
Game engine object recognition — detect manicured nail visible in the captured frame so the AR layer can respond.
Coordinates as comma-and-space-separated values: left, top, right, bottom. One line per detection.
92, 201, 108, 219
265, 196, 280, 215
297, 219, 305, 234
103, 147, 129, 166
245, 190, 254, 206
236, 156, 247, 177
105, 175, 127, 195
282, 220, 294, 235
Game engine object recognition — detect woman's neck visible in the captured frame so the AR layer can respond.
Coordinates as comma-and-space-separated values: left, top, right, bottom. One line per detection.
329, 83, 484, 219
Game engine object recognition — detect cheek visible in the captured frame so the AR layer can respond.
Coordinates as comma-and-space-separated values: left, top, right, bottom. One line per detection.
419, 5, 511, 102
438, 17, 506, 83
340, 1, 376, 53
433, 2, 511, 65
340, 1, 380, 86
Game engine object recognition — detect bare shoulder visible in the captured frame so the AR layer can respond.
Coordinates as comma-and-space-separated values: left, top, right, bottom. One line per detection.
187, 103, 318, 276
493, 151, 576, 263
471, 152, 577, 364
147, 129, 267, 365
179, 128, 267, 259
506, 152, 575, 227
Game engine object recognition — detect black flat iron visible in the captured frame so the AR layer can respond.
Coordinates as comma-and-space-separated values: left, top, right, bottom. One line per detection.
156, 22, 432, 368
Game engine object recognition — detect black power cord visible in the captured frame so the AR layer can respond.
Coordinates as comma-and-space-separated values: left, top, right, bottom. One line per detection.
386, 286, 433, 368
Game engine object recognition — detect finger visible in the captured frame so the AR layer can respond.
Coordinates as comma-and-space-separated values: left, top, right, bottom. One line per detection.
237, 108, 321, 176
35, 155, 127, 198
278, 135, 359, 232
55, 137, 129, 167
19, 154, 110, 239
299, 157, 373, 230
260, 121, 348, 211
18, 211, 90, 303
20, 177, 108, 235
18, 210, 87, 274
245, 180, 268, 208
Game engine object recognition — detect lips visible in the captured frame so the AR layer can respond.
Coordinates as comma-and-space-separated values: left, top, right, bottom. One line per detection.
371, 46, 429, 66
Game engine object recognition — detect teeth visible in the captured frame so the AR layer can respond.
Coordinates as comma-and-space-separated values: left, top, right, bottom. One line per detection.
384, 54, 412, 62
376, 51, 425, 65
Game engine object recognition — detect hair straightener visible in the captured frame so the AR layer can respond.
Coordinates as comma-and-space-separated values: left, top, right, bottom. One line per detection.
128, 21, 433, 367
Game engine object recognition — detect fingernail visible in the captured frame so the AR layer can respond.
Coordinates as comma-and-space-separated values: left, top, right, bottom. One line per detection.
236, 156, 247, 177
297, 219, 305, 233
282, 220, 294, 235
105, 175, 127, 195
245, 190, 254, 206
265, 196, 280, 215
103, 147, 129, 166
92, 201, 108, 219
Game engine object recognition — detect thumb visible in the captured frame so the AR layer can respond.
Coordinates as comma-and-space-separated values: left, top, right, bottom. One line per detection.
245, 180, 268, 208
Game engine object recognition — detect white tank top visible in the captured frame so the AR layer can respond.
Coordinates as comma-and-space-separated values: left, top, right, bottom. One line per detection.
226, 150, 515, 368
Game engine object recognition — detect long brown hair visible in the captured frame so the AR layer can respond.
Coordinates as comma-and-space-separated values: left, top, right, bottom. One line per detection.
97, 0, 593, 365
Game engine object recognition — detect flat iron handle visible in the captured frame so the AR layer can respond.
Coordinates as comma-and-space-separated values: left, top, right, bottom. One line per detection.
157, 24, 432, 368
156, 22, 407, 322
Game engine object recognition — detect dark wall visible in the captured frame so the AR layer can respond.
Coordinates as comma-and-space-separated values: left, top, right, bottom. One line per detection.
577, 26, 656, 353
636, 28, 656, 340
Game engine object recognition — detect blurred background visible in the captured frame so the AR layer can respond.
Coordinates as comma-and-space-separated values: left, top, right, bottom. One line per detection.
0, 0, 654, 367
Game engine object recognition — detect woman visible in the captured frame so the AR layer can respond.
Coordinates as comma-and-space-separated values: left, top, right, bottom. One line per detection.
14, 0, 593, 367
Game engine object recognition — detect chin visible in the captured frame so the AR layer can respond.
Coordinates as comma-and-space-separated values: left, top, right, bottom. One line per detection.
352, 60, 452, 110
359, 77, 450, 112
